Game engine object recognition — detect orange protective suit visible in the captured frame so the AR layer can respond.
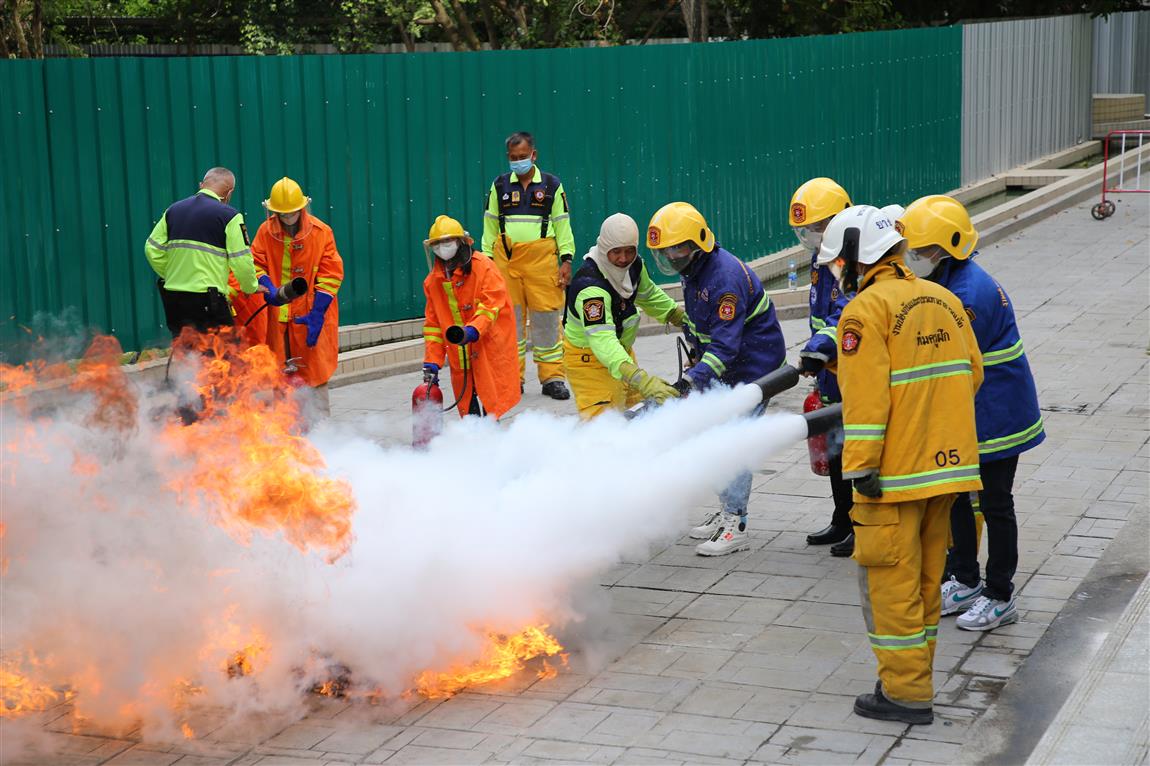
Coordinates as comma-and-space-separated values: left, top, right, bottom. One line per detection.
249, 211, 344, 387
422, 252, 520, 418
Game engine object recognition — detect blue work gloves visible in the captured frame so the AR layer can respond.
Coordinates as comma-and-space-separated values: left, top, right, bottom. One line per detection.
422, 363, 439, 384
293, 291, 334, 347
853, 471, 882, 498
259, 275, 286, 306
445, 325, 479, 345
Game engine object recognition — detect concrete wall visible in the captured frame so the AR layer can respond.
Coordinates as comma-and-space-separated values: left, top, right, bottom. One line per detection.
961, 15, 1094, 184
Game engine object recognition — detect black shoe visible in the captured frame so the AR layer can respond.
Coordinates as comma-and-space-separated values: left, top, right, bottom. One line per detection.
854, 681, 933, 725
541, 380, 570, 400
830, 533, 855, 557
807, 524, 851, 545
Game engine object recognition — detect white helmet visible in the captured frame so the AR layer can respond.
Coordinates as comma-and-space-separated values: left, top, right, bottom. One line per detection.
880, 204, 906, 222
816, 205, 905, 267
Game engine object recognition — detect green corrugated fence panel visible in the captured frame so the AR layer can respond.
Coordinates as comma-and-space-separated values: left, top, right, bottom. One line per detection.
0, 26, 961, 357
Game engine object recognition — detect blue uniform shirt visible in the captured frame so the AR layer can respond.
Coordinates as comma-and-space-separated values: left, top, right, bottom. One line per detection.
932, 255, 1045, 462
798, 248, 853, 402
681, 245, 786, 388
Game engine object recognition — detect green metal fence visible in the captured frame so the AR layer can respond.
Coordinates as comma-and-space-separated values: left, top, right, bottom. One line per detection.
0, 26, 961, 356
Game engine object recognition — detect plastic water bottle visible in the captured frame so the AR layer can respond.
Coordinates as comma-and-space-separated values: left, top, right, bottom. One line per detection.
787, 259, 798, 291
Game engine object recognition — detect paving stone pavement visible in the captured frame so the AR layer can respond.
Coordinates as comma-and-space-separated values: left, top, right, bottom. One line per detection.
14, 197, 1147, 766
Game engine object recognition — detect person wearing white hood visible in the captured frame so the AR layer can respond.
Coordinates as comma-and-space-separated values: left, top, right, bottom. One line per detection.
561, 213, 685, 418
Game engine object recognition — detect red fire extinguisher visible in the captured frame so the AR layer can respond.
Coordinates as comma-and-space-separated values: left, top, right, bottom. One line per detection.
804, 387, 830, 476
412, 379, 444, 449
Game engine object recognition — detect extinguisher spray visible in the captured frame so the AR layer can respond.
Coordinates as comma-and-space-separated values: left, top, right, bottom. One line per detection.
804, 386, 831, 476
412, 377, 444, 449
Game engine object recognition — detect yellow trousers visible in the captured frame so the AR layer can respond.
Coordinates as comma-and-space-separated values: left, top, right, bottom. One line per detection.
853, 494, 955, 706
493, 237, 565, 384
563, 339, 640, 419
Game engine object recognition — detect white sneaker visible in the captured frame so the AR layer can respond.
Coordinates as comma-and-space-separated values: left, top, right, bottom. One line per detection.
956, 595, 1018, 631
695, 513, 749, 556
689, 511, 722, 540
941, 576, 984, 616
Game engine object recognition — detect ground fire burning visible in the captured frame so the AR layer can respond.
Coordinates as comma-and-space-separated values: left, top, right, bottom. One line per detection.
1, 329, 808, 753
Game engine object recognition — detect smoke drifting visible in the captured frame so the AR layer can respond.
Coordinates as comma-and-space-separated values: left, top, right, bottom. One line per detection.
1, 343, 807, 754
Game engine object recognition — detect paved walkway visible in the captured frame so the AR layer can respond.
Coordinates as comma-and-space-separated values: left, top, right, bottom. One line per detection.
15, 197, 1149, 765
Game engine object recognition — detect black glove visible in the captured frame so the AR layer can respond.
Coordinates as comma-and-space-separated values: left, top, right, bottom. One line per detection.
853, 472, 882, 498
799, 355, 825, 376
672, 377, 694, 397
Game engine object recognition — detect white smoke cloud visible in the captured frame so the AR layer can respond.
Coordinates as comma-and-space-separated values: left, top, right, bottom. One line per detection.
0, 376, 807, 754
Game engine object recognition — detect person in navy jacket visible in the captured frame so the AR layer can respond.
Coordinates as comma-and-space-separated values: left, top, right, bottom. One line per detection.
899, 195, 1045, 633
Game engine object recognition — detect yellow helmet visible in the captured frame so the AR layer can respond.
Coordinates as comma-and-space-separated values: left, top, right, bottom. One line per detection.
264, 177, 309, 214
899, 195, 978, 260
425, 215, 472, 246
646, 202, 715, 253
789, 177, 851, 227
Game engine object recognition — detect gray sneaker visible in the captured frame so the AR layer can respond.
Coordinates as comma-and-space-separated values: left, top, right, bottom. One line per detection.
956, 595, 1018, 631
941, 576, 983, 616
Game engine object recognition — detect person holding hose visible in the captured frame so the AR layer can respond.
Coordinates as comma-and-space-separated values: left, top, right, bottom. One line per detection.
562, 213, 685, 418
898, 195, 1045, 632
647, 202, 786, 556
819, 204, 982, 725
790, 177, 856, 557
422, 215, 520, 419
249, 177, 344, 417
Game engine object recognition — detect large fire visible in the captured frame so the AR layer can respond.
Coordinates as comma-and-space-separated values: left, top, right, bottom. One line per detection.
0, 331, 569, 742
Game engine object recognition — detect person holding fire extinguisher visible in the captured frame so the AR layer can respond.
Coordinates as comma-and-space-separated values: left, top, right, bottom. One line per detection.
790, 177, 856, 557
249, 177, 344, 418
421, 215, 520, 419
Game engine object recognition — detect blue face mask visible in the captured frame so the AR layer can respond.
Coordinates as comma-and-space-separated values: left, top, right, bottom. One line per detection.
509, 158, 533, 176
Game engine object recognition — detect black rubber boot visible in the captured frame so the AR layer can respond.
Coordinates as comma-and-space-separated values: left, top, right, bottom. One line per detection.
854, 681, 933, 725
541, 380, 571, 400
807, 524, 851, 545
830, 533, 855, 557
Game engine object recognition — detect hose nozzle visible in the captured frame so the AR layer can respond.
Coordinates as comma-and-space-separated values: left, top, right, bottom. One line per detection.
277, 277, 308, 303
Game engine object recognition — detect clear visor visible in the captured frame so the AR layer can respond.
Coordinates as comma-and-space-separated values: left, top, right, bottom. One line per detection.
905, 245, 945, 277
651, 241, 698, 276
267, 207, 313, 243
793, 218, 830, 253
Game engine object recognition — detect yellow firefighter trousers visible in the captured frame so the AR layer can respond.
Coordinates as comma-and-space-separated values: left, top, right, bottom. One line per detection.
853, 493, 955, 706
493, 237, 565, 384
563, 339, 641, 419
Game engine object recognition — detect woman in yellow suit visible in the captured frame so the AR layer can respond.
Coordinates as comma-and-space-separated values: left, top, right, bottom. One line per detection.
562, 213, 684, 418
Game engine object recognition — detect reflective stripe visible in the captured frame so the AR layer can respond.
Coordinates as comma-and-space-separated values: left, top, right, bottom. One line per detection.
979, 417, 1044, 455
227, 247, 251, 259
701, 352, 726, 376
746, 293, 771, 321
551, 213, 571, 222
811, 317, 827, 330
983, 339, 1024, 366
476, 306, 498, 322
147, 237, 170, 251
484, 211, 499, 219
925, 624, 938, 641
424, 326, 443, 336
424, 335, 444, 344
585, 324, 617, 334
880, 464, 981, 491
168, 239, 228, 258
502, 215, 546, 223
815, 326, 837, 341
889, 359, 972, 386
534, 342, 563, 362
441, 282, 467, 367
845, 424, 886, 441
316, 278, 342, 292
868, 630, 927, 649
622, 315, 641, 328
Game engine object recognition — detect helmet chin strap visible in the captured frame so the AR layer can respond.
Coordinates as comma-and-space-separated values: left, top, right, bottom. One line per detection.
838, 227, 861, 293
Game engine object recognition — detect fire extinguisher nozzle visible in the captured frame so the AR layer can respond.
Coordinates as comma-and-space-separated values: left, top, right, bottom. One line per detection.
804, 403, 843, 438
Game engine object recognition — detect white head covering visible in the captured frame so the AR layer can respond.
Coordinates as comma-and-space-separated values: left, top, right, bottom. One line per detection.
585, 213, 640, 298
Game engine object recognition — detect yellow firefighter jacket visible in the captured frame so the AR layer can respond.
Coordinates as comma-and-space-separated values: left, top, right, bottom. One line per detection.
837, 256, 984, 503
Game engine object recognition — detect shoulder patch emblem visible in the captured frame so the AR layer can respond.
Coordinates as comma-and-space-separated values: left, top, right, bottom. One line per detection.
240, 222, 250, 246
534, 188, 545, 201
811, 270, 819, 286
841, 331, 861, 354
511, 190, 521, 205
717, 293, 738, 321
791, 203, 807, 224
583, 298, 605, 323
830, 286, 839, 300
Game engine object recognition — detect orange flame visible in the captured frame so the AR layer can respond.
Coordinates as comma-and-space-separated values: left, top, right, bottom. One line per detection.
415, 625, 567, 699
181, 722, 195, 739
0, 654, 71, 717
162, 329, 355, 561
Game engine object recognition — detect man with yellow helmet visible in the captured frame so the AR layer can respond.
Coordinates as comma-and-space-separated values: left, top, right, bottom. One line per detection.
249, 177, 344, 416
899, 195, 1045, 633
647, 202, 786, 556
789, 177, 856, 557
421, 215, 520, 418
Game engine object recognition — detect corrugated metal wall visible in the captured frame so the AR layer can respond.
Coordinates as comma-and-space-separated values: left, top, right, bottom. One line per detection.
1093, 10, 1150, 98
1, 28, 962, 356
961, 15, 1093, 184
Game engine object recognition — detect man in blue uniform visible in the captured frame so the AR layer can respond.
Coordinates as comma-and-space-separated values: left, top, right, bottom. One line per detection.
899, 195, 1045, 631
790, 177, 856, 557
647, 202, 787, 556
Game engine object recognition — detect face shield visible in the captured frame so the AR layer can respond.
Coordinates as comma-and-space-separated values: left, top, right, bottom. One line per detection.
267, 206, 313, 243
793, 218, 830, 253
905, 244, 945, 278
432, 240, 460, 261
651, 241, 699, 276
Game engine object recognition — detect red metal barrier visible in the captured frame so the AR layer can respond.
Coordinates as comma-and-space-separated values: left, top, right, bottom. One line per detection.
1092, 130, 1150, 220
